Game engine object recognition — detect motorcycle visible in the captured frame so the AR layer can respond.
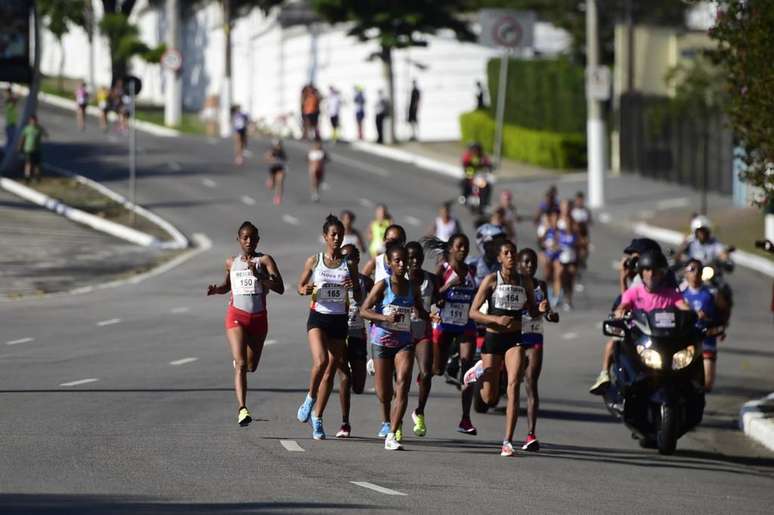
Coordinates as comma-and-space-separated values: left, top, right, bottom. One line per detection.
601, 308, 723, 455
671, 247, 735, 324
458, 167, 493, 215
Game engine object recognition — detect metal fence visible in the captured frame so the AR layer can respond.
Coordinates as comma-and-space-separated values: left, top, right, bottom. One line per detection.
619, 93, 734, 195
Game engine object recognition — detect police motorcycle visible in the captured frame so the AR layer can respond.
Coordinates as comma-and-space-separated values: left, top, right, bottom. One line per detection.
601, 308, 724, 455
458, 142, 494, 215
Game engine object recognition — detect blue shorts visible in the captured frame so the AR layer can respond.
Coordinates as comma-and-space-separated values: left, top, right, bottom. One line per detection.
522, 333, 544, 348
702, 337, 717, 359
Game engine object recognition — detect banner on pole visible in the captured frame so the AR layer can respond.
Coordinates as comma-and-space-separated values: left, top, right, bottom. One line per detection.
479, 9, 535, 50
0, 0, 33, 83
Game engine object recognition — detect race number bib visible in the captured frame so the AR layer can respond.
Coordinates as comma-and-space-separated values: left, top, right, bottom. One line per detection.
523, 316, 543, 334
383, 305, 412, 332
493, 285, 526, 311
231, 270, 260, 295
317, 283, 345, 303
442, 302, 469, 326
348, 302, 365, 330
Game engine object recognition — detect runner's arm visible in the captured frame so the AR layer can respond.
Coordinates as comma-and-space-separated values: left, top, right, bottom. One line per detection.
362, 257, 376, 278
259, 254, 285, 294
207, 258, 233, 295
297, 255, 316, 296
468, 275, 504, 326
359, 281, 394, 323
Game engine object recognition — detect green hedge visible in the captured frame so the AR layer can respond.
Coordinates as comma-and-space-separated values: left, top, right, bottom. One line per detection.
487, 57, 586, 133
460, 110, 586, 169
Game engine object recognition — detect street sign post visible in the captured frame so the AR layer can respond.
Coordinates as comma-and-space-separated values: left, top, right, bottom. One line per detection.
479, 10, 535, 170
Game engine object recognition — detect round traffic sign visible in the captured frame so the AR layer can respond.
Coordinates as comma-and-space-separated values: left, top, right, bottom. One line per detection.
492, 16, 522, 48
123, 75, 143, 96
161, 48, 183, 72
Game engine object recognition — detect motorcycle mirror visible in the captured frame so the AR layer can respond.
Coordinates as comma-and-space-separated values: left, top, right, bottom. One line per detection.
701, 266, 715, 282
603, 320, 626, 337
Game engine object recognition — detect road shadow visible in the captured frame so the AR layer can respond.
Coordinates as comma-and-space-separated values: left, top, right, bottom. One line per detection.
0, 494, 383, 515
0, 388, 309, 394
721, 347, 774, 359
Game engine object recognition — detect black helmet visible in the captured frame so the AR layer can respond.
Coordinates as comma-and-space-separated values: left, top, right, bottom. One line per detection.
637, 250, 668, 274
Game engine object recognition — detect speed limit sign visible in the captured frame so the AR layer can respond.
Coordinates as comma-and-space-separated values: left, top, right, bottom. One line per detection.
479, 9, 535, 49
161, 48, 183, 72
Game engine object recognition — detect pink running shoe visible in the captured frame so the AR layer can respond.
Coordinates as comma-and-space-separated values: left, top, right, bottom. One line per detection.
457, 417, 477, 435
336, 423, 351, 438
463, 359, 484, 386
273, 194, 282, 206
500, 441, 514, 457
522, 434, 540, 452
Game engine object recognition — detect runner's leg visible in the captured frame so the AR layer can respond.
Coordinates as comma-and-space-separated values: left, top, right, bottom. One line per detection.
226, 326, 248, 408
314, 338, 346, 417
479, 352, 503, 406
504, 346, 525, 442
391, 349, 415, 432
525, 346, 543, 435
459, 336, 476, 419
374, 354, 396, 427
414, 339, 433, 414
307, 328, 329, 401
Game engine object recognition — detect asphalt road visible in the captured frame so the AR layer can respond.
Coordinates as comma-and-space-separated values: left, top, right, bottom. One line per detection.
1, 104, 773, 514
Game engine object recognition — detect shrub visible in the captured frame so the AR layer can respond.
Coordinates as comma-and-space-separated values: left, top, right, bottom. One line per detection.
460, 110, 586, 169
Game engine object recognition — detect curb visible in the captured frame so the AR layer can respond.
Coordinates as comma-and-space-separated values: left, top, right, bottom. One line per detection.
350, 141, 462, 179
740, 393, 774, 452
633, 222, 774, 278
24, 87, 182, 138
0, 170, 188, 250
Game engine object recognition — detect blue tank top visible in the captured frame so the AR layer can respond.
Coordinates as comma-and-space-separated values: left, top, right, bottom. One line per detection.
371, 278, 414, 347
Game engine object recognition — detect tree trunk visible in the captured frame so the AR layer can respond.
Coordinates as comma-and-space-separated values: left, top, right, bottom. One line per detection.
57, 38, 65, 93
381, 45, 396, 144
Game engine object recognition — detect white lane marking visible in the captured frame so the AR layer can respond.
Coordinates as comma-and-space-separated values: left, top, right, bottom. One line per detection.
202, 178, 217, 188
598, 212, 611, 224
656, 197, 689, 210
170, 357, 198, 366
639, 210, 654, 219
280, 440, 305, 452
171, 307, 190, 314
60, 378, 99, 387
168, 161, 182, 171
265, 339, 277, 345
404, 215, 421, 227
96, 318, 121, 327
241, 195, 256, 206
562, 332, 578, 340
351, 481, 407, 496
282, 214, 300, 225
359, 198, 375, 208
243, 149, 254, 158
332, 154, 390, 177
6, 337, 34, 345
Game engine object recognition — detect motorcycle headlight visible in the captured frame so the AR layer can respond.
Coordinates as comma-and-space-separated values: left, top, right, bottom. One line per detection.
672, 345, 696, 370
636, 344, 663, 369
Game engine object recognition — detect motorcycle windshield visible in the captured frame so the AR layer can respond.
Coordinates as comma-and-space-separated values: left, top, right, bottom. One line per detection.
631, 309, 698, 339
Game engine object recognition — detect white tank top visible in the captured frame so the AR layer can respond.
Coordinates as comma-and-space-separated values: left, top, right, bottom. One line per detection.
311, 253, 350, 315
434, 217, 457, 242
374, 253, 391, 283
229, 255, 265, 313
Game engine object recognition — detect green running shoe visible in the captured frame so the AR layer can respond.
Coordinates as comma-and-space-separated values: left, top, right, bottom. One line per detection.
411, 410, 427, 437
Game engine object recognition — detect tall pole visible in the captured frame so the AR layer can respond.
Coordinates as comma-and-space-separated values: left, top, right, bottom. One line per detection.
219, 0, 232, 138
493, 50, 510, 170
129, 81, 137, 226
586, 0, 606, 208
164, 0, 182, 127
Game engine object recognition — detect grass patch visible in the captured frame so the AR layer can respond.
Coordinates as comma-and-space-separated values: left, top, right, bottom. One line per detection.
31, 176, 172, 242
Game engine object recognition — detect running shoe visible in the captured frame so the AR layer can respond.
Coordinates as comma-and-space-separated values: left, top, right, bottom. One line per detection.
412, 411, 427, 437
377, 421, 391, 438
237, 407, 252, 427
336, 423, 351, 438
311, 416, 326, 440
296, 394, 315, 423
457, 417, 477, 435
395, 423, 403, 442
522, 434, 540, 452
463, 359, 484, 386
366, 358, 375, 376
273, 194, 282, 206
311, 192, 320, 203
500, 440, 514, 457
589, 370, 611, 395
384, 433, 403, 451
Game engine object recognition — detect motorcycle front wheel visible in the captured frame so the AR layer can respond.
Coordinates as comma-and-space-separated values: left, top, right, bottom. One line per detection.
657, 404, 678, 455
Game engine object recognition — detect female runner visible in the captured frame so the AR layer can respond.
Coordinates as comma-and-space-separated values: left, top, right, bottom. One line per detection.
360, 243, 429, 450
425, 233, 479, 435
296, 215, 361, 439
518, 248, 559, 451
406, 241, 439, 437
335, 244, 373, 438
207, 221, 285, 426
363, 224, 407, 283
465, 240, 546, 456
264, 139, 287, 206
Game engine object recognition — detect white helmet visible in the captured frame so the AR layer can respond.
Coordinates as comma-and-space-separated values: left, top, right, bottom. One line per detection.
690, 215, 712, 233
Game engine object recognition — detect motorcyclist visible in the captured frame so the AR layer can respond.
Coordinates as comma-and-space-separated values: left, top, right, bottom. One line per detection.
614, 250, 690, 318
459, 142, 492, 208
676, 216, 731, 265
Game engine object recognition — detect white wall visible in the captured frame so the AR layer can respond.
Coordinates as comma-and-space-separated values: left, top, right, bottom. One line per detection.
38, 3, 569, 141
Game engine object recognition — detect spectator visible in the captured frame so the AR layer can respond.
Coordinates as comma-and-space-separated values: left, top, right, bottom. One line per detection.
18, 114, 47, 182
327, 86, 342, 143
353, 86, 366, 140
427, 202, 462, 242
232, 105, 249, 165
375, 90, 390, 144
96, 86, 110, 131
301, 84, 321, 141
476, 80, 486, 110
74, 81, 89, 131
407, 80, 420, 141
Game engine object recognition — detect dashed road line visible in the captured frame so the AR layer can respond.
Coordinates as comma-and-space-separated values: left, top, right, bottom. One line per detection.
280, 440, 305, 452
60, 378, 99, 387
359, 198, 375, 208
265, 339, 277, 345
404, 215, 421, 227
282, 214, 300, 225
243, 149, 254, 158
656, 197, 689, 210
241, 195, 256, 206
351, 481, 407, 496
562, 332, 579, 340
170, 307, 190, 314
202, 178, 217, 188
96, 318, 121, 327
6, 337, 34, 346
170, 357, 198, 366
168, 161, 182, 171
